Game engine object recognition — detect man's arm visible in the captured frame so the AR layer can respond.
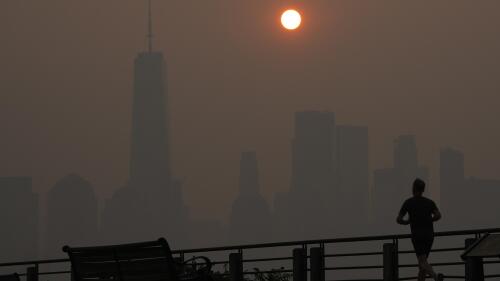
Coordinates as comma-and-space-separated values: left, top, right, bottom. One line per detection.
397, 202, 410, 225
396, 213, 410, 225
432, 208, 442, 222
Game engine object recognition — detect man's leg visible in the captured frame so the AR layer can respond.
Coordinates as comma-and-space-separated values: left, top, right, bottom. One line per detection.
417, 255, 437, 280
418, 267, 426, 281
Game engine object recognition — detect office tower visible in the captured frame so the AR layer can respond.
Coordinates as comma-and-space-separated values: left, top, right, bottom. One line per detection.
393, 135, 426, 189
273, 111, 337, 240
372, 135, 429, 233
129, 52, 169, 190
46, 174, 98, 256
394, 135, 418, 172
291, 111, 336, 195
463, 177, 500, 228
0, 177, 38, 262
336, 125, 369, 235
439, 147, 465, 227
101, 2, 187, 245
229, 151, 271, 243
440, 148, 500, 229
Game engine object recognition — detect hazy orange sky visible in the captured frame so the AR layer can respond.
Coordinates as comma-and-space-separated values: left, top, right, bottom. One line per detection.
1, 1, 499, 222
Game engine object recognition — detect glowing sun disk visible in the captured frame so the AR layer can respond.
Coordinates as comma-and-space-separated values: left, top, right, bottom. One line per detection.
281, 9, 301, 30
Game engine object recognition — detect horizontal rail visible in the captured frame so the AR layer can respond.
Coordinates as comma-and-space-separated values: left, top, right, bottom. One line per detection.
326, 251, 383, 257
398, 247, 465, 254
1, 227, 497, 267
15, 271, 71, 277
326, 265, 383, 270
324, 246, 463, 258
202, 256, 293, 265
399, 262, 465, 268
330, 279, 382, 281
0, 258, 68, 267
38, 271, 71, 276
0, 226, 497, 281
174, 227, 500, 254
209, 261, 228, 265
243, 256, 292, 262
242, 269, 293, 275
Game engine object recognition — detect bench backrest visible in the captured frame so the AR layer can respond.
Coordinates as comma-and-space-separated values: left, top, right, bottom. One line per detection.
0, 274, 20, 281
63, 238, 178, 281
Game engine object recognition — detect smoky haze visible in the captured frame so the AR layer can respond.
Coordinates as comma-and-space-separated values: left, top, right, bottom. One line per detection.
0, 0, 500, 259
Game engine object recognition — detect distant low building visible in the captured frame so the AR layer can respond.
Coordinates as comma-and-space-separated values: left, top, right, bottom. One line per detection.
46, 174, 97, 257
0, 177, 38, 262
440, 148, 500, 229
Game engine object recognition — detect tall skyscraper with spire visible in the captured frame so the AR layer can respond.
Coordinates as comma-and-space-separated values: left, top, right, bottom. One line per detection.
101, 1, 188, 245
130, 0, 170, 190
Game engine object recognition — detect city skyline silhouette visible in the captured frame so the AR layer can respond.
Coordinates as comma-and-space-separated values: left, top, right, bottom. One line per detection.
1, 1, 500, 265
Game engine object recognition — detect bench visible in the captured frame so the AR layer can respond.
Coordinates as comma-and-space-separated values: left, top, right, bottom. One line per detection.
63, 238, 212, 281
0, 274, 20, 281
0, 273, 19, 281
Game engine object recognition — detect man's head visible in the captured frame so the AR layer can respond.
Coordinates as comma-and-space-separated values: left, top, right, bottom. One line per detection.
413, 178, 425, 196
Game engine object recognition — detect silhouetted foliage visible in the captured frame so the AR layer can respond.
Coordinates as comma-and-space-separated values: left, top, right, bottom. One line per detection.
252, 268, 292, 281
210, 266, 291, 281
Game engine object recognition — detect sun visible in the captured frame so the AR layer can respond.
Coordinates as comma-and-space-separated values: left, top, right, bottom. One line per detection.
281, 9, 301, 30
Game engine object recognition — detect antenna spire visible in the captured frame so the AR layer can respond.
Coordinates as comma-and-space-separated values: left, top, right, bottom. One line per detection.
147, 0, 153, 52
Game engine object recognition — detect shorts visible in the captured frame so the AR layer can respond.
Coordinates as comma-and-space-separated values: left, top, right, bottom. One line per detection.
411, 233, 434, 257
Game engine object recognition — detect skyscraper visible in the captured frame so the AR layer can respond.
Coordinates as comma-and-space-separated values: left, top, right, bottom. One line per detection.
101, 1, 187, 245
129, 51, 169, 190
439, 147, 465, 227
274, 111, 337, 239
394, 135, 418, 172
440, 148, 500, 229
372, 135, 429, 233
336, 125, 369, 235
229, 151, 271, 243
291, 111, 336, 195
0, 177, 38, 262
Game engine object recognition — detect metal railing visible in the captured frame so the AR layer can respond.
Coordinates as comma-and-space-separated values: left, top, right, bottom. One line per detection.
1, 227, 499, 281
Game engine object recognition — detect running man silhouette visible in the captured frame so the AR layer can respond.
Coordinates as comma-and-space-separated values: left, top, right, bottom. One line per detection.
397, 178, 444, 281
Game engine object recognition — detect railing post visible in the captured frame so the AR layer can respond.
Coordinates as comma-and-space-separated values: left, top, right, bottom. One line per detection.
383, 243, 398, 281
310, 247, 324, 281
465, 238, 484, 281
293, 248, 307, 281
26, 266, 38, 281
229, 252, 243, 281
